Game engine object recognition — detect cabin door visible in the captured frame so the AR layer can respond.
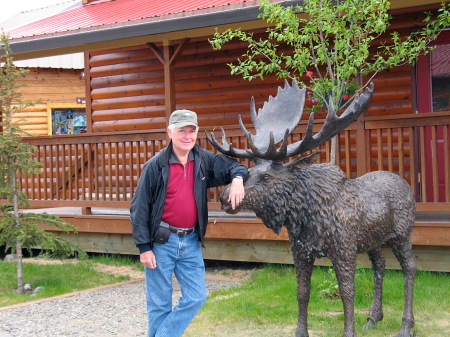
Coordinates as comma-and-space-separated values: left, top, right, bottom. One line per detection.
416, 30, 450, 202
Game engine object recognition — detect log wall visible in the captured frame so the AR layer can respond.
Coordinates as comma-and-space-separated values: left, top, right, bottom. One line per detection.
12, 68, 85, 136
88, 39, 291, 132
17, 68, 85, 104
366, 65, 414, 117
11, 104, 48, 136
87, 23, 417, 133
89, 46, 166, 132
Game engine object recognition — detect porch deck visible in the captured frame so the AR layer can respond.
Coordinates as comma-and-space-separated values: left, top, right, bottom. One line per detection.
29, 207, 450, 272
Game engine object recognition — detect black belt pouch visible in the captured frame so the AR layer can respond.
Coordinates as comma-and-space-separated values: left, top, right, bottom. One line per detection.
153, 220, 170, 244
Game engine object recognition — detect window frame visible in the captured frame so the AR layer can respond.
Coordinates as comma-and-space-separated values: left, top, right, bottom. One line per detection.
416, 30, 450, 114
47, 103, 86, 135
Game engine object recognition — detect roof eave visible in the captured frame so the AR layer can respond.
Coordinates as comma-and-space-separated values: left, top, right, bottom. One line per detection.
4, 0, 446, 60
5, 1, 278, 60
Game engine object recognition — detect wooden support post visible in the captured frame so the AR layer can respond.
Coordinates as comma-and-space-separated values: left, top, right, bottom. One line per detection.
356, 113, 367, 177
163, 42, 176, 126
81, 207, 92, 215
147, 39, 190, 131
84, 52, 92, 133
148, 39, 190, 144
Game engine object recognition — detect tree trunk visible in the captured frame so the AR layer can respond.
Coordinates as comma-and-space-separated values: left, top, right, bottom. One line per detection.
11, 163, 24, 294
330, 135, 337, 164
15, 240, 24, 294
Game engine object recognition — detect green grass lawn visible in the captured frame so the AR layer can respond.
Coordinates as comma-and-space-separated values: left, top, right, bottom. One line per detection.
186, 265, 450, 337
0, 254, 142, 307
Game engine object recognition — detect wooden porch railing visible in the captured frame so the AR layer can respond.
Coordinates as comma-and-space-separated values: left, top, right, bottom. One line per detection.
364, 112, 449, 211
2, 112, 449, 212
14, 130, 167, 208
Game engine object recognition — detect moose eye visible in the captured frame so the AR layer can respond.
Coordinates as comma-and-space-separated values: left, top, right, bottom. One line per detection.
260, 173, 272, 181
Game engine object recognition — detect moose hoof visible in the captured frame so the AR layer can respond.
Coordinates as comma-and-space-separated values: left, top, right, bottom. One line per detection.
395, 330, 416, 337
295, 329, 309, 337
362, 318, 377, 330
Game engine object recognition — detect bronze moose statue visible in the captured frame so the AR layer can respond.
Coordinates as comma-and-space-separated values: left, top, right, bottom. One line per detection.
206, 80, 416, 337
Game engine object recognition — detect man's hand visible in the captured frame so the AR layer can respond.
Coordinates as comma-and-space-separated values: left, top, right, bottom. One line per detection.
228, 177, 245, 210
140, 250, 157, 269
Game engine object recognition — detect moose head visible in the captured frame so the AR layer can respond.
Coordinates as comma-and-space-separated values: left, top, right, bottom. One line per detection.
206, 80, 374, 219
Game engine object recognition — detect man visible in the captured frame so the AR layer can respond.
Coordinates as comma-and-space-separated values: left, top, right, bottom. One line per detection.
130, 109, 248, 337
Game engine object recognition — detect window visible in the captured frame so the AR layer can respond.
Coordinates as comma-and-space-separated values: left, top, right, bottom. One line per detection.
431, 43, 450, 112
47, 104, 86, 135
417, 30, 450, 113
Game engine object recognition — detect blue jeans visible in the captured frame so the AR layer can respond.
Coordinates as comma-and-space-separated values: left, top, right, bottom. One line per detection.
145, 227, 207, 337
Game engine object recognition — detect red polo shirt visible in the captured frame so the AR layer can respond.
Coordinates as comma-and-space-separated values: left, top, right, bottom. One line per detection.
161, 154, 198, 229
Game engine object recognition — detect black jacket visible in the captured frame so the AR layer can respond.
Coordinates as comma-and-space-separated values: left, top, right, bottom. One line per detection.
130, 142, 248, 253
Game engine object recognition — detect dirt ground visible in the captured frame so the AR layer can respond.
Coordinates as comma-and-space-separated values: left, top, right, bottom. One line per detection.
22, 257, 256, 282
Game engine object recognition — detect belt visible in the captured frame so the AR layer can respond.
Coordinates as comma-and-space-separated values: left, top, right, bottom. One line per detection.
169, 227, 194, 236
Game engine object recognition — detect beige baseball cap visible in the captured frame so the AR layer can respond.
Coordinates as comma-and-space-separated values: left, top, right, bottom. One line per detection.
169, 109, 198, 128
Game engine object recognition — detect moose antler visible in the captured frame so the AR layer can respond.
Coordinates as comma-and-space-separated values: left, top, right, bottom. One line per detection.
206, 80, 374, 161
286, 82, 374, 157
206, 80, 306, 160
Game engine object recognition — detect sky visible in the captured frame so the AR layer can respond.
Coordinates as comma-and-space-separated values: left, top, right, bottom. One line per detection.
0, 0, 73, 24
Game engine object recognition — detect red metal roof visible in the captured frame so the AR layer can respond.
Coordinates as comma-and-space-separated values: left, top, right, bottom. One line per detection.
7, 0, 250, 39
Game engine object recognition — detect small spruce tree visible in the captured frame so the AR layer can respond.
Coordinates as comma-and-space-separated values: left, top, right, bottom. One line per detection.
210, 0, 450, 162
0, 32, 86, 294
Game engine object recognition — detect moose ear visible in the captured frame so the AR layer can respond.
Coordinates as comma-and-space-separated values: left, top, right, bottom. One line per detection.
286, 151, 321, 170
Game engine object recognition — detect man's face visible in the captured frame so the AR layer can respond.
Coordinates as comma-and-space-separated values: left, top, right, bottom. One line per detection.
168, 125, 198, 154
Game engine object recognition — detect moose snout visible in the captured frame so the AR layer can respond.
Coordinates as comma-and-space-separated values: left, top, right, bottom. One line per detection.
219, 185, 232, 211
221, 203, 240, 214
219, 184, 240, 214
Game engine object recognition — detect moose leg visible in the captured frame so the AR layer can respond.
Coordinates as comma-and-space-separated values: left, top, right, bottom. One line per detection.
294, 257, 314, 337
363, 248, 385, 330
388, 239, 416, 337
332, 257, 357, 337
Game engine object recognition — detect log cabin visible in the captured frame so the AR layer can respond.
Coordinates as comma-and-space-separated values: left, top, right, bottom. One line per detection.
1, 0, 449, 271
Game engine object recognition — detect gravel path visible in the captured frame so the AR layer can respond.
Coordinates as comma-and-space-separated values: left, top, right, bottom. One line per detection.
0, 276, 243, 337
